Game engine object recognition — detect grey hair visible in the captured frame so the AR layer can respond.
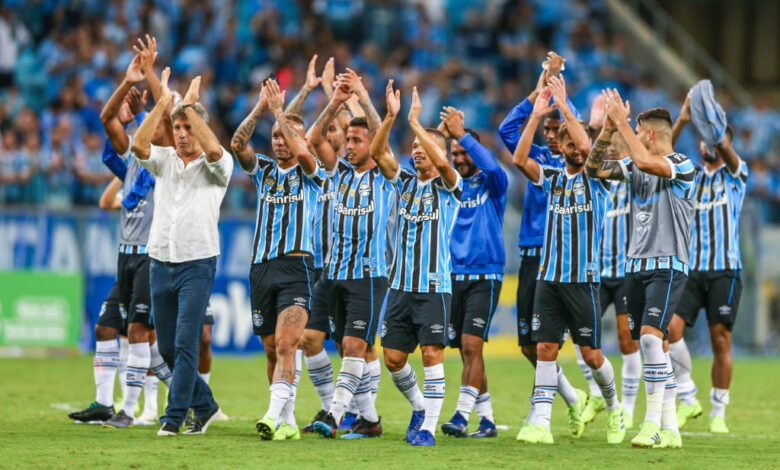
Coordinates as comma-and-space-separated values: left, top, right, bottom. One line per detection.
170, 102, 209, 124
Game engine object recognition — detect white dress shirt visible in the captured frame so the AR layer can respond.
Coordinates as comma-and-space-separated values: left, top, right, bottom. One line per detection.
138, 144, 233, 263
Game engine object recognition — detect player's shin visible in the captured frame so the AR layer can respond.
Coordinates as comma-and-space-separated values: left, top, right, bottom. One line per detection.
420, 363, 445, 434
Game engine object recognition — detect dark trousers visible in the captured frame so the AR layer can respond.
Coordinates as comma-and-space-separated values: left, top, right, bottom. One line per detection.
150, 256, 218, 426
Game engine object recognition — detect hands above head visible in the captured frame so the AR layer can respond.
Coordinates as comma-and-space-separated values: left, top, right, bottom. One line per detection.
304, 54, 321, 91
531, 87, 556, 119
385, 79, 401, 118
322, 57, 335, 94
408, 86, 422, 124
126, 87, 148, 116
265, 78, 286, 115
182, 75, 201, 106
440, 106, 466, 139
124, 54, 145, 84
678, 95, 691, 124
340, 68, 368, 99
547, 75, 568, 108
133, 34, 157, 73
545, 51, 565, 78
159, 67, 173, 104
257, 81, 268, 109
332, 77, 353, 104
603, 88, 630, 127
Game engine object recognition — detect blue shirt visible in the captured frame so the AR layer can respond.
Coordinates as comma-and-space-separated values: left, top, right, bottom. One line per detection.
450, 134, 508, 276
600, 180, 631, 279
250, 154, 326, 264
389, 167, 462, 293
312, 177, 336, 270
498, 96, 579, 248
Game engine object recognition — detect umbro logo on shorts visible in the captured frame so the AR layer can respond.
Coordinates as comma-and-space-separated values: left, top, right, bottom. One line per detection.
718, 305, 732, 315
135, 303, 149, 313
473, 318, 485, 327
293, 297, 307, 307
353, 320, 366, 330
431, 324, 444, 334
648, 307, 661, 317
578, 327, 592, 336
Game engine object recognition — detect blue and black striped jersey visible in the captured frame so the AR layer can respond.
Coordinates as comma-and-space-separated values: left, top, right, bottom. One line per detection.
600, 180, 631, 279
249, 154, 326, 264
689, 161, 748, 271
389, 167, 462, 293
536, 167, 610, 283
327, 159, 396, 280
313, 177, 336, 270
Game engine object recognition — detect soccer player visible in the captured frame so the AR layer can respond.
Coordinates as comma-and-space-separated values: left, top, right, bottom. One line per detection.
305, 72, 391, 440
133, 68, 229, 437
437, 107, 506, 438
498, 53, 587, 438
230, 79, 326, 441
668, 98, 747, 434
513, 82, 625, 445
586, 89, 696, 448
371, 81, 461, 447
88, 39, 175, 429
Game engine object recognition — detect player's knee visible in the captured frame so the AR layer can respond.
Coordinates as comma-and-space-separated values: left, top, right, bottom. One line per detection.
667, 315, 684, 343
421, 345, 444, 366
127, 323, 151, 343
302, 330, 324, 355
461, 336, 483, 361
275, 336, 299, 357
618, 337, 637, 354
94, 324, 116, 341
710, 328, 731, 355
341, 338, 366, 358
383, 352, 405, 372
536, 342, 557, 362
580, 347, 603, 369
521, 345, 537, 362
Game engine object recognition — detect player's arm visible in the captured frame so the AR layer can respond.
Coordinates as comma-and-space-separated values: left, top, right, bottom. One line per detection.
285, 54, 320, 115
605, 89, 672, 178
132, 67, 173, 161
342, 68, 381, 133
99, 177, 124, 210
266, 79, 317, 175
511, 88, 555, 184
134, 34, 174, 146
100, 55, 145, 154
179, 76, 223, 163
442, 106, 507, 190
231, 84, 268, 173
715, 137, 742, 175
306, 79, 352, 171
671, 96, 690, 147
408, 86, 457, 189
369, 79, 400, 180
586, 98, 629, 180
548, 75, 590, 157
321, 57, 335, 100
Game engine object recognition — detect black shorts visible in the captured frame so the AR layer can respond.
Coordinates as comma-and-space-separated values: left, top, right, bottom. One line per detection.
305, 269, 331, 337
380, 289, 451, 353
96, 282, 127, 336
249, 256, 316, 337
600, 276, 629, 316
531, 281, 603, 349
626, 269, 688, 340
117, 253, 153, 327
676, 270, 742, 330
449, 277, 502, 348
327, 277, 387, 345
516, 255, 540, 346
205, 305, 215, 325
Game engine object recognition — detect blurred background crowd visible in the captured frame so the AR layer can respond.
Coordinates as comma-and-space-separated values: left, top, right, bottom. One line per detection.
0, 0, 778, 220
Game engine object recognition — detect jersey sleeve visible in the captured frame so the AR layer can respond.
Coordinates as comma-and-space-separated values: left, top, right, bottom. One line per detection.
587, 175, 611, 198
390, 166, 416, 193
616, 156, 634, 181
304, 164, 328, 188
727, 159, 748, 192
434, 172, 463, 200
460, 134, 507, 194
533, 165, 559, 194
497, 98, 533, 153
664, 153, 696, 197
101, 137, 128, 180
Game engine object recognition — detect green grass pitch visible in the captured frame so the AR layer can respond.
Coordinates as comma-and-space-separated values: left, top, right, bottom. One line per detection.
1, 354, 778, 469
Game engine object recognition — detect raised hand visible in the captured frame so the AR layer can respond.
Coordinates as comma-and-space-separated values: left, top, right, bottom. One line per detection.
589, 93, 606, 130
118, 101, 135, 125
385, 79, 400, 118
531, 87, 556, 119
332, 78, 352, 104
265, 79, 286, 115
126, 87, 148, 115
342, 68, 368, 97
678, 95, 691, 123
441, 106, 466, 139
182, 75, 201, 105
125, 54, 145, 84
408, 86, 422, 123
546, 51, 565, 79
257, 82, 268, 109
133, 35, 157, 72
305, 54, 321, 91
547, 75, 568, 107
322, 57, 335, 93
159, 67, 172, 104
604, 88, 630, 125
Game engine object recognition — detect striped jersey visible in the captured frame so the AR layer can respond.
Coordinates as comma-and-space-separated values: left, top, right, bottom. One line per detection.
312, 177, 336, 269
536, 167, 610, 283
616, 153, 696, 272
600, 180, 631, 279
389, 167, 462, 293
689, 161, 748, 271
327, 159, 395, 280
249, 154, 326, 264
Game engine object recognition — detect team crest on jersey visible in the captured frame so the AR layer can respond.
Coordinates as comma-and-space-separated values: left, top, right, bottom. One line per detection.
469, 176, 481, 188
422, 192, 434, 207
339, 183, 348, 194
264, 176, 276, 187
119, 304, 127, 320
359, 183, 371, 197
519, 319, 529, 336
448, 324, 456, 341
288, 173, 300, 188
573, 181, 585, 196
713, 179, 724, 192
252, 310, 263, 328
531, 314, 541, 331
380, 321, 387, 337
553, 186, 563, 196
401, 191, 411, 202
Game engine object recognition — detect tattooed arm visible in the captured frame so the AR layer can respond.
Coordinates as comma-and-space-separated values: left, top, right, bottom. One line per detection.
231, 85, 267, 173
585, 127, 626, 180
306, 80, 352, 171
266, 79, 317, 174
341, 68, 381, 133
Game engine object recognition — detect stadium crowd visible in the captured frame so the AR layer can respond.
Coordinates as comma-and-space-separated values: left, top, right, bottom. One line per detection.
1, 0, 778, 220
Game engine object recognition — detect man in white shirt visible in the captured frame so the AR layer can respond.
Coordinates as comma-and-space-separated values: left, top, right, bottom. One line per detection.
132, 68, 233, 437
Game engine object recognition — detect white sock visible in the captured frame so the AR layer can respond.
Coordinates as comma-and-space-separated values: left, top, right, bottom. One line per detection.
662, 351, 679, 433
532, 361, 558, 427
710, 387, 729, 419
455, 385, 479, 421
524, 393, 536, 424
149, 341, 172, 388
264, 381, 292, 423
389, 363, 425, 412
670, 339, 698, 405
280, 350, 302, 427
621, 351, 642, 418
118, 337, 129, 401
475, 392, 494, 424
199, 372, 211, 385
557, 366, 579, 406
368, 358, 381, 406
304, 350, 334, 411
420, 363, 445, 434
142, 375, 158, 417
122, 342, 151, 417
640, 334, 666, 426
94, 340, 119, 407
330, 356, 364, 423
354, 362, 378, 422
575, 345, 602, 397
592, 357, 620, 410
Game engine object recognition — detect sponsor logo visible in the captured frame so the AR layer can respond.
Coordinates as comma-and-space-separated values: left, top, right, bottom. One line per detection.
696, 194, 728, 211
264, 192, 304, 205
339, 183, 348, 194
448, 324, 456, 341
264, 176, 276, 187
380, 321, 387, 337
252, 310, 263, 328
431, 323, 444, 334
473, 318, 486, 328
353, 320, 367, 330
553, 186, 563, 196
647, 306, 661, 317
135, 303, 149, 313
293, 296, 307, 307
718, 305, 732, 316
335, 200, 375, 216
400, 192, 411, 202
399, 207, 439, 222
605, 205, 630, 218
548, 201, 593, 215
359, 183, 371, 197
318, 191, 336, 203
531, 314, 541, 332
578, 327, 592, 337
460, 191, 489, 208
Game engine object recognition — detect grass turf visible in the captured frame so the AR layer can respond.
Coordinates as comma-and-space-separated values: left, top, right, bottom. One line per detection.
1, 354, 778, 469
